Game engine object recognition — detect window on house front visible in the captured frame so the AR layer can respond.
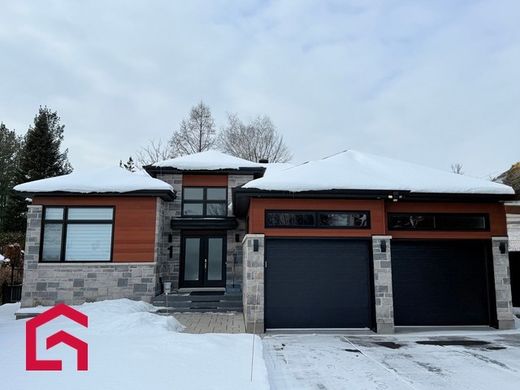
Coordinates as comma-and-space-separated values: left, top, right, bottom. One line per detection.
41, 207, 114, 262
265, 210, 370, 228
182, 187, 227, 217
387, 213, 489, 231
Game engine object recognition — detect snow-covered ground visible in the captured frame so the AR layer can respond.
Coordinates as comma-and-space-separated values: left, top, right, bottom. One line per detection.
0, 299, 269, 390
263, 328, 520, 390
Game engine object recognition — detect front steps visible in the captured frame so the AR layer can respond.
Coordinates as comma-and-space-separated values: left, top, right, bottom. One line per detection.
153, 291, 243, 313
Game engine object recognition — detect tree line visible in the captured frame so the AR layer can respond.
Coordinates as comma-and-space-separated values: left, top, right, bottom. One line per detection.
0, 107, 72, 235
1, 102, 292, 235
127, 101, 291, 170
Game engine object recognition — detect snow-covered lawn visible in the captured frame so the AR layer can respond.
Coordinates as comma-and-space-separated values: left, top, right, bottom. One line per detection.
0, 300, 269, 390
263, 329, 520, 390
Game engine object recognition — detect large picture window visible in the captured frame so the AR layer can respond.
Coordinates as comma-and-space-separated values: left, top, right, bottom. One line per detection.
265, 210, 370, 228
388, 213, 489, 231
41, 206, 114, 262
182, 187, 227, 217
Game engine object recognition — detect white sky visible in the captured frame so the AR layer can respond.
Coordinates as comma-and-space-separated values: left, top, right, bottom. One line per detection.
0, 0, 519, 179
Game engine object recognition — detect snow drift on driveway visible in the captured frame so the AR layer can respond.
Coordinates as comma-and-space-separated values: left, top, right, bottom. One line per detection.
0, 299, 269, 390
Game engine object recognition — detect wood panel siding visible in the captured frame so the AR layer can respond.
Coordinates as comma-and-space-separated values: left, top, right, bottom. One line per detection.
248, 198, 507, 239
33, 196, 157, 262
182, 175, 228, 187
248, 198, 386, 237
386, 201, 507, 239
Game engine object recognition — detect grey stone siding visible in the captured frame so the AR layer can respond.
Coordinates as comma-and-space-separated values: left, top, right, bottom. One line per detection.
372, 236, 395, 334
21, 204, 157, 307
154, 173, 182, 290
22, 263, 156, 307
226, 174, 253, 290
492, 237, 515, 329
242, 234, 265, 333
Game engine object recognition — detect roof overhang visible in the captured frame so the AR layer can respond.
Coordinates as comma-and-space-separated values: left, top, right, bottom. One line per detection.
15, 189, 176, 201
232, 187, 519, 217
144, 166, 266, 179
171, 217, 238, 230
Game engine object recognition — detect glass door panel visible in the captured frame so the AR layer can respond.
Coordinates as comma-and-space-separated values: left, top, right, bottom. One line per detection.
207, 238, 223, 281
184, 238, 200, 281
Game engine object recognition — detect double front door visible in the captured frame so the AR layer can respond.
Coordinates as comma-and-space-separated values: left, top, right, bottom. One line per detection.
180, 233, 226, 288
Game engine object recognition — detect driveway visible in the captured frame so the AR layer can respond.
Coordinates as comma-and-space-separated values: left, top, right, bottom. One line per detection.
263, 331, 520, 389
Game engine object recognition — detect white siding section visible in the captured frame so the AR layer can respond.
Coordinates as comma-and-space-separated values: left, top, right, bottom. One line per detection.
507, 214, 520, 252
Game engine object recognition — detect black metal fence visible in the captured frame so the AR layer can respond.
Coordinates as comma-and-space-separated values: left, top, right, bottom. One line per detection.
0, 266, 23, 304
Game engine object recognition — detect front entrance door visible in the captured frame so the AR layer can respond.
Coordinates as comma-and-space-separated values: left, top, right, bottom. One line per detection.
180, 233, 226, 288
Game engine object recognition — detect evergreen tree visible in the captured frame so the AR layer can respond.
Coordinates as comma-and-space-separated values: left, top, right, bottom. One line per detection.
5, 107, 72, 232
0, 123, 23, 231
120, 156, 136, 172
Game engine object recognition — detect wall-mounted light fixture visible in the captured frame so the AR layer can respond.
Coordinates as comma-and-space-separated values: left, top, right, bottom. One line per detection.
499, 242, 506, 254
168, 234, 172, 243
380, 240, 387, 253
235, 234, 240, 242
253, 239, 259, 252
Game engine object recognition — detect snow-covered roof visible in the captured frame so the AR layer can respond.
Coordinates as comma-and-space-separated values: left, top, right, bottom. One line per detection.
262, 162, 295, 176
14, 167, 174, 196
242, 150, 515, 195
151, 150, 264, 170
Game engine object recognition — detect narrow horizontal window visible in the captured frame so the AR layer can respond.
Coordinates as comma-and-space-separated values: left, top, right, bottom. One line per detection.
388, 213, 489, 231
265, 210, 370, 229
45, 207, 64, 220
68, 207, 113, 220
40, 206, 114, 262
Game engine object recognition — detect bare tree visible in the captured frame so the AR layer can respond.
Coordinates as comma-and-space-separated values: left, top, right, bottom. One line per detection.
219, 114, 292, 163
135, 139, 173, 168
451, 163, 464, 175
169, 101, 216, 156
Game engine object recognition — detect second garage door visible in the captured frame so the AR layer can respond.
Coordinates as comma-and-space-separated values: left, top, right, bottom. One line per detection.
265, 238, 373, 329
392, 240, 495, 326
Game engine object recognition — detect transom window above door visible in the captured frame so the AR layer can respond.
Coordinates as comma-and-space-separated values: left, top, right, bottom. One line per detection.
182, 187, 227, 217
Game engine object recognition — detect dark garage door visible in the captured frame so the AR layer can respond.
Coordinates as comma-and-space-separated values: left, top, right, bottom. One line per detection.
265, 238, 373, 329
510, 252, 520, 307
392, 240, 495, 326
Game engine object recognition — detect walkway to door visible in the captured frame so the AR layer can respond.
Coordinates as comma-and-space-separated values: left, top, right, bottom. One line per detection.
175, 312, 246, 334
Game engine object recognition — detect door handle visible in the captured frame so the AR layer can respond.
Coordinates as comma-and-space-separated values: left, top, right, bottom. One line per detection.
204, 258, 208, 271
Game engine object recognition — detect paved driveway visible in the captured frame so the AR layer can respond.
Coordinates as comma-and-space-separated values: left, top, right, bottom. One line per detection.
263, 331, 520, 389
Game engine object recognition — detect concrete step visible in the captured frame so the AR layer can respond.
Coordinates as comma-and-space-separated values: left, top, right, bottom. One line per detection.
152, 292, 243, 313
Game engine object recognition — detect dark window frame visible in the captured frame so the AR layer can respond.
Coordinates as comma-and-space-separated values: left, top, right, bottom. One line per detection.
387, 212, 490, 232
264, 210, 371, 229
182, 187, 228, 218
39, 205, 115, 263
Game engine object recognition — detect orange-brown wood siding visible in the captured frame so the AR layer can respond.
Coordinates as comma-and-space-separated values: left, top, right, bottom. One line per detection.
248, 198, 507, 239
386, 201, 507, 239
33, 196, 157, 262
182, 175, 228, 187
248, 198, 386, 237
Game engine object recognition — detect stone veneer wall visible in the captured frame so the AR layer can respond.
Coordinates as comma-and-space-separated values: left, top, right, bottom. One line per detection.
242, 234, 265, 333
226, 174, 253, 291
21, 205, 156, 307
372, 236, 395, 334
154, 173, 183, 290
492, 237, 515, 329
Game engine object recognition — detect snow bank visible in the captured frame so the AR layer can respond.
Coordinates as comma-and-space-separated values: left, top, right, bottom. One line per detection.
14, 167, 173, 194
1, 299, 269, 390
243, 149, 514, 195
152, 150, 264, 170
